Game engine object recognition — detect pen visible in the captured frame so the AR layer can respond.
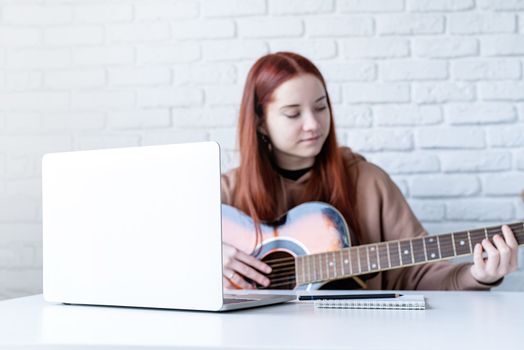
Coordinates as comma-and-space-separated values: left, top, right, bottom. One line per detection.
298, 293, 401, 301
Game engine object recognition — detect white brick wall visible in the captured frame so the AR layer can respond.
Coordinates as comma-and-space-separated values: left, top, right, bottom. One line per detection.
0, 0, 523, 299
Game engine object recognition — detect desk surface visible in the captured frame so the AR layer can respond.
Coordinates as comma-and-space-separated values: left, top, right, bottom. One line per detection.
0, 291, 522, 350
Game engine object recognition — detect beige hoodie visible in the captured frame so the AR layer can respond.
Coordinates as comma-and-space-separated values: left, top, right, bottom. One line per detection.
221, 147, 500, 290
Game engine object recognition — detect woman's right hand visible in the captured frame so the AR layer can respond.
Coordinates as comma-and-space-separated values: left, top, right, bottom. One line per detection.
222, 242, 272, 289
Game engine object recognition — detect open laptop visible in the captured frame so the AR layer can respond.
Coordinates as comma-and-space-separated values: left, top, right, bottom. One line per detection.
42, 141, 293, 311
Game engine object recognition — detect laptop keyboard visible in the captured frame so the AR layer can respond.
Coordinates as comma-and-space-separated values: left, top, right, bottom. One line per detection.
223, 298, 256, 304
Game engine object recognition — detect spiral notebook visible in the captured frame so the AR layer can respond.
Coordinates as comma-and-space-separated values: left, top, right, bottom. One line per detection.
313, 294, 425, 310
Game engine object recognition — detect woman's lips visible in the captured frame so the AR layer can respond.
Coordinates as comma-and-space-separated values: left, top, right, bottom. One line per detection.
301, 135, 321, 142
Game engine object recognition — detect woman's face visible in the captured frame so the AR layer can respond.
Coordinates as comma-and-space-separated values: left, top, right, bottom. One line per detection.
260, 73, 331, 170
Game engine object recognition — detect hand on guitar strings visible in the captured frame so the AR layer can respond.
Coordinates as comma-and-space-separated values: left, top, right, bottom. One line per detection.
222, 242, 272, 289
470, 225, 519, 284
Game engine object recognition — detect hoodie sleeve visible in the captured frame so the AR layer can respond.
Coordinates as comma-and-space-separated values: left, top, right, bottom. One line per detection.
220, 169, 237, 206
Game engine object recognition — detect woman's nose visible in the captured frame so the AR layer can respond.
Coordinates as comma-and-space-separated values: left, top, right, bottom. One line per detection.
302, 111, 319, 131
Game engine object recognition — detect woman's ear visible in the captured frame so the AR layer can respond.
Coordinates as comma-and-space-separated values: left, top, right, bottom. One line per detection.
257, 120, 269, 136
257, 126, 272, 150
257, 127, 268, 136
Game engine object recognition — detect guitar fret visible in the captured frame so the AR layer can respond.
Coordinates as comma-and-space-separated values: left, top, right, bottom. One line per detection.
451, 232, 457, 256
356, 247, 361, 273
305, 256, 310, 284
329, 253, 333, 279
486, 226, 501, 240
297, 255, 307, 284
339, 251, 345, 277
368, 245, 378, 270
324, 252, 333, 279
350, 247, 359, 274
359, 246, 369, 273
296, 255, 307, 284
436, 235, 442, 259
306, 256, 311, 284
377, 243, 389, 269
439, 233, 454, 258
454, 231, 471, 255
337, 251, 342, 277
312, 254, 316, 282
346, 250, 351, 275
324, 253, 328, 280
327, 252, 332, 279
325, 253, 330, 280
467, 231, 473, 252
347, 249, 353, 276
366, 246, 371, 271
375, 244, 380, 270
386, 243, 391, 268
424, 236, 439, 261
397, 241, 403, 265
323, 253, 327, 280
378, 243, 389, 270
308, 255, 312, 282
400, 240, 413, 265
332, 252, 336, 279
332, 252, 339, 278
410, 240, 415, 264
311, 254, 315, 282
321, 253, 326, 280
470, 228, 485, 252
317, 253, 321, 282
412, 238, 425, 263
388, 241, 400, 268
484, 227, 488, 240
295, 257, 299, 284
340, 250, 344, 276
338, 251, 343, 277
422, 237, 428, 261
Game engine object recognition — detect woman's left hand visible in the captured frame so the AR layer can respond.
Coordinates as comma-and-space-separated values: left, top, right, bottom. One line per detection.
470, 225, 519, 284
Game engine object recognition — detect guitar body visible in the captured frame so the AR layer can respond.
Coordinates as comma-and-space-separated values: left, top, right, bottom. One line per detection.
221, 202, 351, 290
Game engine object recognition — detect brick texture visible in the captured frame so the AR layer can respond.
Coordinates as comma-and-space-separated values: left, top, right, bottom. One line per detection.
0, 0, 523, 299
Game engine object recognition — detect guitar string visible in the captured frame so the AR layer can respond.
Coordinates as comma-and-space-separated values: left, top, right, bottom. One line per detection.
261, 230, 524, 283
258, 229, 524, 266
262, 237, 524, 271
257, 234, 524, 289
265, 268, 295, 278
265, 255, 518, 287
252, 222, 524, 262
259, 227, 523, 289
246, 228, 524, 287
260, 228, 524, 265
264, 239, 524, 274
264, 243, 504, 288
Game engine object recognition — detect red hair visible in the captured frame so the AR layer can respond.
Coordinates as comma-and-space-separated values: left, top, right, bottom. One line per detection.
233, 52, 361, 244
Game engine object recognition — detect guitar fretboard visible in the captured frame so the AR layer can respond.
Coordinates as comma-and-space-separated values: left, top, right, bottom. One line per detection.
295, 222, 524, 285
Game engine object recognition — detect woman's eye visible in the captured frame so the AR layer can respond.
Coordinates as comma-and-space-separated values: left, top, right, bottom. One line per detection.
315, 106, 327, 112
284, 113, 300, 119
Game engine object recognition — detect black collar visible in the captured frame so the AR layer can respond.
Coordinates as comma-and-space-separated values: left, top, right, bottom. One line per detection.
274, 165, 312, 181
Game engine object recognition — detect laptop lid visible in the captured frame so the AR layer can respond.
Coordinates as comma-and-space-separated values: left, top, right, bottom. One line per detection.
43, 141, 224, 311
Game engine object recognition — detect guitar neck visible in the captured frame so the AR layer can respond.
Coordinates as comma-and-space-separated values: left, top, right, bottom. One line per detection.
295, 222, 524, 285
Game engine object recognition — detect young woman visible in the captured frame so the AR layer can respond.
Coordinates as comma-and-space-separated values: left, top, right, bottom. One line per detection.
220, 52, 519, 291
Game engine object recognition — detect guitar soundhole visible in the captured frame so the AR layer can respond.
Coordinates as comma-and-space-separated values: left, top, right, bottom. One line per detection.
261, 251, 296, 290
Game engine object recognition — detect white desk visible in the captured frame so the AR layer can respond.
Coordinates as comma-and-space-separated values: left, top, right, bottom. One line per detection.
0, 291, 522, 350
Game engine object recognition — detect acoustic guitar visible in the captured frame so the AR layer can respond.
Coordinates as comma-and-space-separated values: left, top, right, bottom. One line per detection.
221, 202, 524, 290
